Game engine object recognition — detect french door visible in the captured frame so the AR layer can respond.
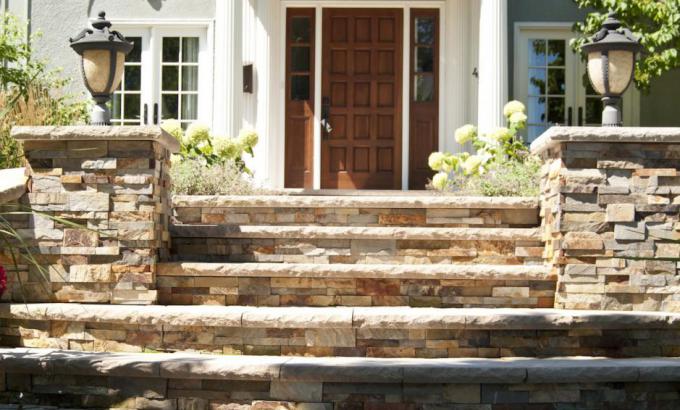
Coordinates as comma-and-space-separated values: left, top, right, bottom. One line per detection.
515, 26, 639, 142
109, 26, 210, 129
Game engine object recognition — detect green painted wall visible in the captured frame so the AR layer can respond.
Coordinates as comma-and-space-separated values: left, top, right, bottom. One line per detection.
508, 0, 680, 126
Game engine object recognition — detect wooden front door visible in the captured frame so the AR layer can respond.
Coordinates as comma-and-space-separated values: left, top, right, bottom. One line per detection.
321, 9, 403, 189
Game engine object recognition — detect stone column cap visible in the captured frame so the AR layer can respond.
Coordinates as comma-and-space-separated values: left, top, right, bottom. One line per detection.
531, 126, 680, 155
11, 125, 180, 153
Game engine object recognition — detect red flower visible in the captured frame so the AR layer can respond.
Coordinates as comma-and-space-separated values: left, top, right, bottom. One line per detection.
0, 265, 6, 298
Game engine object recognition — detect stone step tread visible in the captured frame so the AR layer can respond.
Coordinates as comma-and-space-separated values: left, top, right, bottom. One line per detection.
3, 303, 678, 330
170, 224, 542, 241
157, 262, 553, 280
3, 348, 679, 384
172, 195, 539, 210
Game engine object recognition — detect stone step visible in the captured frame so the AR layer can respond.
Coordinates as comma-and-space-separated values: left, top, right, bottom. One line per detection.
3, 348, 680, 408
173, 195, 539, 228
156, 262, 555, 307
3, 304, 679, 358
170, 225, 541, 241
170, 225, 544, 265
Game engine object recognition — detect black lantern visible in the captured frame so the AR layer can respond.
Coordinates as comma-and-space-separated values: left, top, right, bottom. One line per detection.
581, 12, 643, 126
70, 11, 133, 125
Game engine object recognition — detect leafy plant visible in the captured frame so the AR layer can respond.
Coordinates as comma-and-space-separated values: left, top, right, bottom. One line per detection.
428, 100, 539, 196
572, 0, 680, 91
161, 120, 258, 173
0, 12, 90, 169
169, 158, 265, 196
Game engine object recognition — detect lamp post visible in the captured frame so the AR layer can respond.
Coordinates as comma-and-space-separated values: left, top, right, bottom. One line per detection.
581, 12, 643, 127
69, 11, 133, 125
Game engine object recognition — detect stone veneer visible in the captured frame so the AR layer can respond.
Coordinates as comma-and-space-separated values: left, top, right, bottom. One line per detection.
3, 348, 680, 409
532, 127, 680, 311
6, 126, 179, 304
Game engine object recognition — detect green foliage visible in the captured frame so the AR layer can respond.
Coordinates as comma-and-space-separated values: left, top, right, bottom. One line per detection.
0, 12, 90, 169
454, 156, 542, 197
161, 120, 258, 173
572, 0, 680, 91
428, 101, 540, 196
170, 158, 265, 196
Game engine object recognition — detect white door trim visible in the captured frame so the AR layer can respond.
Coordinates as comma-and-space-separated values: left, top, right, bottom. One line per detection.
279, 1, 444, 190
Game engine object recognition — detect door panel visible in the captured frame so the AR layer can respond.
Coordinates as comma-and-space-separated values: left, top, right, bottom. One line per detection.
285, 9, 315, 189
321, 8, 403, 189
409, 9, 439, 189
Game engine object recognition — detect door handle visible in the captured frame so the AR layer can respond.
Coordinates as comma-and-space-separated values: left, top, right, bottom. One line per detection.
578, 107, 583, 126
153, 103, 159, 125
568, 107, 573, 126
320, 96, 332, 136
143, 103, 148, 125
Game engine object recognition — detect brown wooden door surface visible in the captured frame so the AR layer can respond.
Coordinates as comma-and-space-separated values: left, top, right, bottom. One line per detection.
285, 9, 315, 189
321, 9, 403, 189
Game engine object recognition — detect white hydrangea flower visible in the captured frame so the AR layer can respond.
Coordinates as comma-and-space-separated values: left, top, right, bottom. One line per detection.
488, 127, 512, 142
213, 135, 240, 159
161, 119, 185, 144
503, 100, 526, 118
432, 172, 449, 190
462, 155, 484, 176
454, 124, 477, 145
428, 152, 446, 171
238, 129, 259, 149
186, 122, 211, 145
509, 111, 528, 125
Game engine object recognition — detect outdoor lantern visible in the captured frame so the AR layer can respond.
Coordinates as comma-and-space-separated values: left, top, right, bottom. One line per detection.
581, 12, 643, 127
69, 11, 133, 125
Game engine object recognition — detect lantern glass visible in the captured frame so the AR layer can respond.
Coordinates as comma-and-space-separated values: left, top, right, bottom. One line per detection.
587, 50, 635, 96
82, 49, 126, 95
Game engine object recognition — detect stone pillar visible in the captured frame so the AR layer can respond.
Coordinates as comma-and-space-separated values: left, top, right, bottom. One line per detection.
532, 127, 680, 312
10, 126, 179, 304
477, 0, 508, 134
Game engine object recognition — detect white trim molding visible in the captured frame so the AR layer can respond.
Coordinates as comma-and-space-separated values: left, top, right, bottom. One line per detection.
477, 0, 508, 134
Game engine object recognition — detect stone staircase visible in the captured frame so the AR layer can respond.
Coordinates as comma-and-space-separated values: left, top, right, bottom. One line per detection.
3, 193, 680, 408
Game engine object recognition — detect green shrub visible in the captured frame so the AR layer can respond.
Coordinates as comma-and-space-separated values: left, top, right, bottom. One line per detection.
0, 12, 89, 169
451, 156, 541, 197
170, 159, 265, 196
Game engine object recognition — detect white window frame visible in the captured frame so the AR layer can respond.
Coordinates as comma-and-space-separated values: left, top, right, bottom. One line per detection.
279, 1, 446, 190
514, 23, 639, 137
106, 19, 214, 127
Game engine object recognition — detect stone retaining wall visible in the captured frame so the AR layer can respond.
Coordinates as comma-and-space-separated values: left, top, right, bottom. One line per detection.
6, 126, 179, 304
2, 349, 680, 409
532, 127, 680, 312
3, 304, 679, 358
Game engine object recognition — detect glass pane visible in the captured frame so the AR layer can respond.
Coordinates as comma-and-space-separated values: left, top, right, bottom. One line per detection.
414, 75, 434, 102
547, 97, 565, 124
528, 96, 546, 124
547, 40, 566, 66
291, 47, 310, 72
162, 37, 180, 62
182, 37, 199, 63
110, 94, 122, 119
291, 17, 311, 43
528, 125, 548, 141
182, 66, 198, 91
181, 94, 198, 120
127, 37, 142, 63
162, 94, 179, 119
162, 66, 178, 91
291, 75, 310, 100
124, 66, 141, 91
528, 68, 546, 96
529, 39, 546, 66
415, 17, 435, 45
547, 68, 565, 95
123, 94, 140, 121
415, 47, 434, 73
586, 97, 603, 124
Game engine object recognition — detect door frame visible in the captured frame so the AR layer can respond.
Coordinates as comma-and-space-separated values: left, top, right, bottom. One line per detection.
280, 1, 445, 190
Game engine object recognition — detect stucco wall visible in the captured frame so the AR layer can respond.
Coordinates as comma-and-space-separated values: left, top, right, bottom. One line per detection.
25, 0, 216, 97
640, 69, 680, 127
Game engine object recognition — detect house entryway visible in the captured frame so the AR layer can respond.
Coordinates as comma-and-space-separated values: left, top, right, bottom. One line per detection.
284, 6, 439, 190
